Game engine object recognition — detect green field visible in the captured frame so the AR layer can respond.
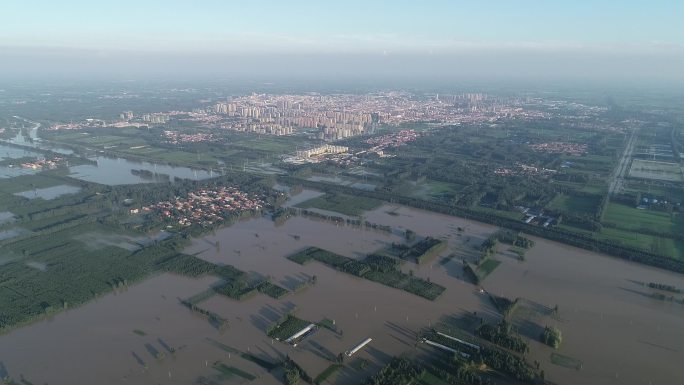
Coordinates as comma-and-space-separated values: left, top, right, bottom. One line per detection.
629, 159, 683, 182
297, 193, 382, 216
599, 227, 684, 258
602, 202, 684, 237
406, 180, 463, 200
547, 194, 600, 214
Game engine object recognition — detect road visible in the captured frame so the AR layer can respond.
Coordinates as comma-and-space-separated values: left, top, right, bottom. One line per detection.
608, 127, 638, 195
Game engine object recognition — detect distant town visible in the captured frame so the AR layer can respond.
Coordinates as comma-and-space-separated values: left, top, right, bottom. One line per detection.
47, 92, 553, 141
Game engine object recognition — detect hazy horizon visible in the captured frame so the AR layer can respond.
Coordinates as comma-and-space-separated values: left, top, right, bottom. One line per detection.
1, 1, 683, 84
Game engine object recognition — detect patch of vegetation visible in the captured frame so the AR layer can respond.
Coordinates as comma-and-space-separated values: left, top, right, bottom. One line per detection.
489, 295, 519, 318
255, 280, 289, 299
158, 253, 219, 277
475, 320, 529, 354
479, 347, 536, 382
488, 229, 535, 250
213, 279, 257, 301
317, 318, 337, 333
603, 202, 684, 240
363, 357, 424, 385
647, 282, 680, 293
282, 355, 312, 385
385, 237, 447, 264
508, 247, 526, 261
541, 326, 562, 349
267, 314, 313, 341
286, 247, 445, 300
547, 193, 602, 215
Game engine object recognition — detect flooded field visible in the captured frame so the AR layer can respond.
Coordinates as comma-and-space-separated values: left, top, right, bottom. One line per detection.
75, 230, 173, 252
0, 190, 682, 385
0, 144, 39, 160
68, 156, 214, 185
0, 227, 27, 241
484, 237, 684, 385
0, 165, 37, 179
14, 184, 81, 200
0, 211, 14, 225
306, 174, 377, 191
2, 119, 74, 155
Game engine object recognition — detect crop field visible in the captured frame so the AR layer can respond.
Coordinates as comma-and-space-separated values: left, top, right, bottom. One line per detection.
629, 159, 683, 182
405, 180, 463, 200
547, 193, 601, 215
231, 135, 301, 152
599, 227, 684, 258
562, 155, 614, 174
602, 202, 684, 237
0, 222, 166, 331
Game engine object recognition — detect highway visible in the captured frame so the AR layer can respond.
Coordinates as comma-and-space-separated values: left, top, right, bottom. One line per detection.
608, 127, 638, 195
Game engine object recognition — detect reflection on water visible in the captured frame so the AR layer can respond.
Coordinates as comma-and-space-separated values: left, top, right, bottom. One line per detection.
307, 174, 377, 191
14, 185, 81, 200
0, 144, 39, 161
3, 129, 73, 155
0, 166, 38, 179
69, 156, 214, 185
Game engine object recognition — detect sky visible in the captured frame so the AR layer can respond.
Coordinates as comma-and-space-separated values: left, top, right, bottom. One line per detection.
1, 0, 683, 83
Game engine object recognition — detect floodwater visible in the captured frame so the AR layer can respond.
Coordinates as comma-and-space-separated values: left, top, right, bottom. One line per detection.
0, 228, 26, 241
0, 211, 14, 225
0, 144, 39, 160
3, 118, 74, 154
14, 184, 81, 200
68, 156, 214, 185
0, 166, 37, 179
306, 174, 377, 191
75, 230, 173, 252
484, 237, 684, 385
0, 191, 682, 385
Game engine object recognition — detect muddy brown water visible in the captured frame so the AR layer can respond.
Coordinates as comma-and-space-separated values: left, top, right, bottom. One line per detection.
0, 191, 682, 385
485, 237, 684, 385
